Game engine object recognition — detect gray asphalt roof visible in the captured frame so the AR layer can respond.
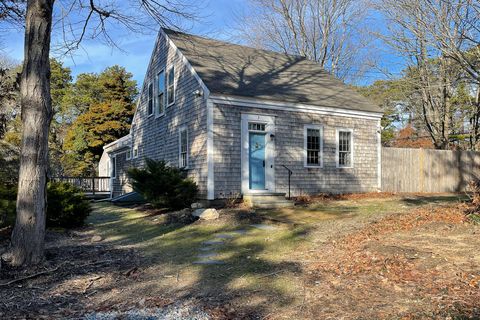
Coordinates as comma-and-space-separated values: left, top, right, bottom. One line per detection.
163, 28, 381, 113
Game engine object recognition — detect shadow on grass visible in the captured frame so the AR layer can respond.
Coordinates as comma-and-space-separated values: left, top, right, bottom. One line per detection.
84, 194, 468, 317
87, 203, 311, 318
399, 194, 467, 206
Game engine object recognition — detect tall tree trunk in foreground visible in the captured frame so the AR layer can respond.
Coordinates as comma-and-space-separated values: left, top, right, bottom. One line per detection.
9, 0, 54, 266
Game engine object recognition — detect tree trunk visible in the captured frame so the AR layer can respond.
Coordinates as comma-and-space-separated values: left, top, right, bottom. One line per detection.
9, 0, 54, 266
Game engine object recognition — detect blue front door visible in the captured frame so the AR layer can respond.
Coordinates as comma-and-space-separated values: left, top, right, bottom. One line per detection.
249, 132, 266, 190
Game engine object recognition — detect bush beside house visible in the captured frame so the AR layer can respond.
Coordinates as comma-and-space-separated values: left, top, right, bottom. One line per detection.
128, 158, 198, 210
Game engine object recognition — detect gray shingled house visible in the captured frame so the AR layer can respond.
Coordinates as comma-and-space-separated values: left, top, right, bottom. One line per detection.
102, 28, 383, 205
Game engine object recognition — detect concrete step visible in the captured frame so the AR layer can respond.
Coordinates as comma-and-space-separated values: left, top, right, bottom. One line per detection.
253, 201, 295, 209
243, 193, 295, 208
243, 193, 287, 202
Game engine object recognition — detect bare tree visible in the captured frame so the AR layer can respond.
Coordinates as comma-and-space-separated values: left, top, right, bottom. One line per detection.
377, 0, 480, 149
0, 0, 198, 267
235, 0, 373, 82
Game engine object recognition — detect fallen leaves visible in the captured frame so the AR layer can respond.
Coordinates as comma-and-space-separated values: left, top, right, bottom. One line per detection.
302, 203, 480, 318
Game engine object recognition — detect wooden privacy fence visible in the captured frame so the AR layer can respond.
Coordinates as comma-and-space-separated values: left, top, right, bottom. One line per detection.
381, 147, 480, 193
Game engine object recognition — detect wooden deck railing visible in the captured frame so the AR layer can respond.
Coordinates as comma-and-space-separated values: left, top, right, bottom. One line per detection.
51, 176, 110, 195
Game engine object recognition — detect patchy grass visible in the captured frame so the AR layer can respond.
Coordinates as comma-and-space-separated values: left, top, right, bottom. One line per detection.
82, 193, 477, 319
260, 193, 466, 225
88, 203, 309, 311
1, 193, 477, 319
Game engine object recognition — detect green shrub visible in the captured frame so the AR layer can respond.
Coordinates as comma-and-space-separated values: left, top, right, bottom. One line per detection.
128, 159, 198, 209
46, 181, 92, 228
0, 185, 17, 227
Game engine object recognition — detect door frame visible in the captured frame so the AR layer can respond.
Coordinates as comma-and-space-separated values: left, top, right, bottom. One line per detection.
241, 113, 275, 194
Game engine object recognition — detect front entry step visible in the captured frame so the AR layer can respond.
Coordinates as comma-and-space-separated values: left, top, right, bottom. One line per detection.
243, 192, 295, 208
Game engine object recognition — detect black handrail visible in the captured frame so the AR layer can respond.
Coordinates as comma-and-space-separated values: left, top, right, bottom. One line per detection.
282, 165, 293, 199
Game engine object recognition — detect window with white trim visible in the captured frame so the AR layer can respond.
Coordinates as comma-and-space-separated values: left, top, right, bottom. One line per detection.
156, 70, 165, 116
147, 83, 153, 116
126, 149, 131, 160
133, 145, 139, 158
304, 125, 322, 167
167, 66, 175, 106
179, 127, 188, 168
337, 129, 353, 168
111, 156, 116, 178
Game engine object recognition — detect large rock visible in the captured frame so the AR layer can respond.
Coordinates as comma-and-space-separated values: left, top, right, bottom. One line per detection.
192, 208, 219, 220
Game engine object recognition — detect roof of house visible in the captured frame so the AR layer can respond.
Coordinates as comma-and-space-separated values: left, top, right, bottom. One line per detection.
163, 28, 381, 114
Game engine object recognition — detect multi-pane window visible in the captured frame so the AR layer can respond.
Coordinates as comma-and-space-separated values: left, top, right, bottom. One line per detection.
179, 128, 188, 168
147, 83, 153, 116
167, 66, 175, 106
156, 70, 165, 116
248, 122, 266, 131
305, 126, 322, 167
338, 130, 353, 167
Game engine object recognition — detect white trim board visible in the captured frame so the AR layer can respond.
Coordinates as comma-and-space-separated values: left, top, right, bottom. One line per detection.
377, 120, 382, 191
206, 99, 215, 200
210, 95, 383, 120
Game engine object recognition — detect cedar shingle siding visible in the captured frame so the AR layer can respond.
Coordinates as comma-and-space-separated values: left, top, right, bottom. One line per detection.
106, 29, 382, 200
213, 104, 379, 198
110, 31, 208, 198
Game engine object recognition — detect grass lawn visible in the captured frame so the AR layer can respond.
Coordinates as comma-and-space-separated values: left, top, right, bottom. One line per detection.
83, 193, 479, 319
2, 194, 477, 319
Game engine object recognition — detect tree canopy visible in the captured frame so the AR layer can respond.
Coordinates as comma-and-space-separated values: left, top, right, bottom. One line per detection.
62, 65, 137, 175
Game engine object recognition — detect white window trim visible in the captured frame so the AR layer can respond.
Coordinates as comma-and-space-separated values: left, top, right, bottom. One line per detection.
126, 149, 131, 160
304, 124, 323, 168
336, 128, 354, 169
178, 126, 189, 169
147, 82, 154, 117
133, 145, 139, 159
167, 65, 175, 107
155, 69, 166, 118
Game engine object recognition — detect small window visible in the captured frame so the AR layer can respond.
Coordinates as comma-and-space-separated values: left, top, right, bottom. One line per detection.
147, 83, 154, 116
337, 129, 353, 168
167, 66, 175, 106
133, 146, 139, 158
111, 156, 116, 178
156, 70, 165, 116
304, 125, 322, 167
248, 122, 266, 131
126, 149, 132, 160
179, 127, 188, 168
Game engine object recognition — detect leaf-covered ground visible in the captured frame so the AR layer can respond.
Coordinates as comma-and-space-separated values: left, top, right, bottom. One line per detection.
0, 194, 479, 319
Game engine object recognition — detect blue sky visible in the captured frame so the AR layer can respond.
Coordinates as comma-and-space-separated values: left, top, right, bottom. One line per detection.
1, 0, 403, 87
2, 0, 245, 86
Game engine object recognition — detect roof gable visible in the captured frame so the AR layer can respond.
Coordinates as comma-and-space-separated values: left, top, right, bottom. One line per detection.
163, 28, 381, 114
